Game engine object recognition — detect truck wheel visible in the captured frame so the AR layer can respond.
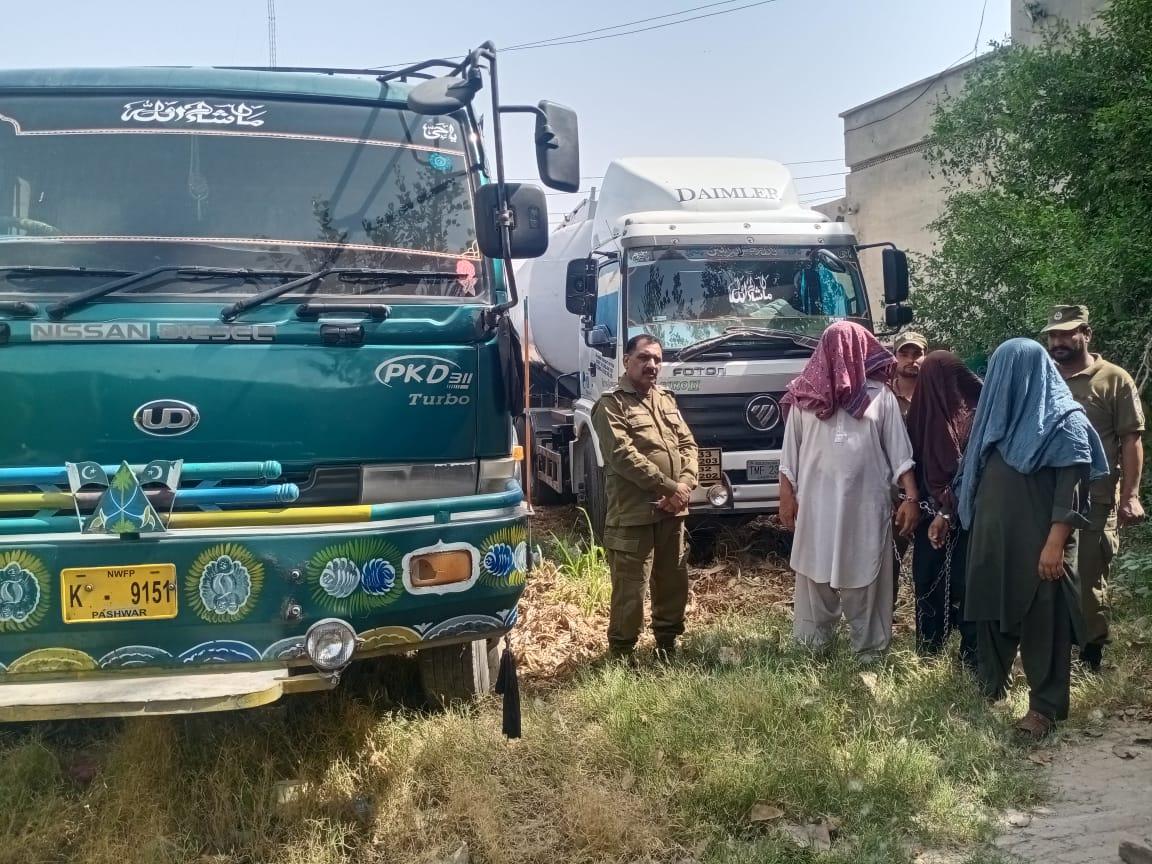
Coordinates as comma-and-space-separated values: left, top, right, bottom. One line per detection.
418, 638, 500, 709
580, 436, 607, 544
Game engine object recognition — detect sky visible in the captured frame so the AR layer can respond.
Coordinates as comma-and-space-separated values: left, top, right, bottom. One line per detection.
4, 0, 1009, 226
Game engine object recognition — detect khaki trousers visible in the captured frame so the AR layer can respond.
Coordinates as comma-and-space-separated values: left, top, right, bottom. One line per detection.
604, 518, 688, 650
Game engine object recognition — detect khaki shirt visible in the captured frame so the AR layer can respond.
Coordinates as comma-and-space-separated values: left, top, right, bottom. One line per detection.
1063, 355, 1146, 519
591, 376, 699, 527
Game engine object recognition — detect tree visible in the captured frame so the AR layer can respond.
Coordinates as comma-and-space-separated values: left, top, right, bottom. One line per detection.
920, 0, 1152, 391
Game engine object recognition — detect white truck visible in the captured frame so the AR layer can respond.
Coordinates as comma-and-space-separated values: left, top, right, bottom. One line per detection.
517, 157, 912, 542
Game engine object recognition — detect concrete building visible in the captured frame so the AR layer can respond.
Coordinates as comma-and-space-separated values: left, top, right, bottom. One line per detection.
830, 0, 1110, 315
1013, 0, 1110, 45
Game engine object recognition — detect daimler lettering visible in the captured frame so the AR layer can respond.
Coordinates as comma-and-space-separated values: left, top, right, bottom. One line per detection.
675, 186, 780, 203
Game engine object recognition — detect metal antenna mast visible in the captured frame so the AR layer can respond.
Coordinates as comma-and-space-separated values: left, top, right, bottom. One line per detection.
266, 0, 278, 67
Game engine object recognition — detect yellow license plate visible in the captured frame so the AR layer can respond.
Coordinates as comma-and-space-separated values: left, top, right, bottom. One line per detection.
699, 447, 722, 484
61, 564, 178, 624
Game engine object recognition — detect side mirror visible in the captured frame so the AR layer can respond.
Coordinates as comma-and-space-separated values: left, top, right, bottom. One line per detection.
565, 257, 597, 315
885, 304, 914, 328
882, 248, 910, 304
585, 324, 616, 356
535, 101, 580, 193
474, 183, 549, 260
407, 74, 482, 115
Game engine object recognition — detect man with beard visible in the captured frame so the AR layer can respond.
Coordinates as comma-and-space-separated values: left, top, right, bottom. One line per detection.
1043, 305, 1146, 672
891, 332, 928, 419
592, 334, 699, 663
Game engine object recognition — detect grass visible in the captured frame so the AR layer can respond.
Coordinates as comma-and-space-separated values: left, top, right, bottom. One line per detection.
545, 509, 612, 616
0, 515, 1147, 864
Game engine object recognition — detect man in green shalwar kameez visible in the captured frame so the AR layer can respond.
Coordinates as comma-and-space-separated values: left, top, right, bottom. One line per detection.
955, 339, 1108, 740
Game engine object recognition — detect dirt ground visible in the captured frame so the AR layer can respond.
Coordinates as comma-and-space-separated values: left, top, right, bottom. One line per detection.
995, 716, 1152, 864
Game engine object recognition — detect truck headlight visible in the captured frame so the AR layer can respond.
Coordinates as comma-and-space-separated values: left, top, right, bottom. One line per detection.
479, 453, 521, 494
305, 618, 357, 671
706, 484, 731, 507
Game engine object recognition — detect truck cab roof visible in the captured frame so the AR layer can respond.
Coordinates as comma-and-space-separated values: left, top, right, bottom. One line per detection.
583, 157, 847, 248
0, 66, 412, 105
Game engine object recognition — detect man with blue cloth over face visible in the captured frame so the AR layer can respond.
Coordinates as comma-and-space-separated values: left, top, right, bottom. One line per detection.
955, 338, 1109, 742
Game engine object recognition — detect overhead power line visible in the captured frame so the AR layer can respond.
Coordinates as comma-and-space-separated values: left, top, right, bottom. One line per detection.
505, 0, 782, 51
377, 0, 783, 67
506, 0, 757, 50
845, 0, 994, 134
510, 163, 847, 186
798, 187, 845, 199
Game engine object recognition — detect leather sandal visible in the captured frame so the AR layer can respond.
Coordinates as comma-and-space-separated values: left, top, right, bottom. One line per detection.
1014, 709, 1055, 742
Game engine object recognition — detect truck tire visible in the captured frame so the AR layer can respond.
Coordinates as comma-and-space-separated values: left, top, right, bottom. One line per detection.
580, 436, 608, 544
418, 638, 500, 709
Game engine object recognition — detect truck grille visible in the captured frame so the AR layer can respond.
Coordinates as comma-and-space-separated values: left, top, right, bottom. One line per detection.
675, 393, 786, 452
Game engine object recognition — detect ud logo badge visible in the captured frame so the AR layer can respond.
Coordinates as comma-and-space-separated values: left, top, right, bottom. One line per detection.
134, 400, 200, 436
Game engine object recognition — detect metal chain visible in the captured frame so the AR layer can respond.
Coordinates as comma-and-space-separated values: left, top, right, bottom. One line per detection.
894, 493, 957, 644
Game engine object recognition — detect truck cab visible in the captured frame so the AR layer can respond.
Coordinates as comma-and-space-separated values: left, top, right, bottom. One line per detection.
524, 158, 910, 540
0, 48, 579, 719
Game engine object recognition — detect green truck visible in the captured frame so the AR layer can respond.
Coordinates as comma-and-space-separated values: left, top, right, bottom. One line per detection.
0, 45, 578, 719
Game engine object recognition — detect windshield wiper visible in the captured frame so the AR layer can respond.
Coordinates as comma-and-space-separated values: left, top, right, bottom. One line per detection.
676, 327, 818, 361
223, 268, 461, 322
0, 266, 136, 280
46, 266, 309, 319
729, 326, 820, 348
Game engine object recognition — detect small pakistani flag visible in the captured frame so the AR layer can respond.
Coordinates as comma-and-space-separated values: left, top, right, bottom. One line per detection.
84, 461, 166, 535
65, 461, 110, 492
139, 460, 183, 491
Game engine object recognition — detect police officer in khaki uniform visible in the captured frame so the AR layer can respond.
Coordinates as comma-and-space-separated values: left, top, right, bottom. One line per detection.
1043, 305, 1146, 672
591, 334, 699, 661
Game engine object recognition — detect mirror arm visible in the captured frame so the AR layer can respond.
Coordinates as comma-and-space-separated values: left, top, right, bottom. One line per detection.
498, 104, 548, 123
855, 241, 898, 252
482, 44, 520, 316
498, 104, 557, 151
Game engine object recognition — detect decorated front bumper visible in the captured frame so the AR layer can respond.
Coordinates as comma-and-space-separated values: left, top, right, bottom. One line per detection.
0, 482, 527, 677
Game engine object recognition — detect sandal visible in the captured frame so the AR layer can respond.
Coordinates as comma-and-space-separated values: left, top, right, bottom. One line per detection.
1014, 709, 1055, 742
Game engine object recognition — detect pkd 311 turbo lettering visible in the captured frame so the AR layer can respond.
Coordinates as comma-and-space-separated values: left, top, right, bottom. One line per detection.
374, 354, 474, 406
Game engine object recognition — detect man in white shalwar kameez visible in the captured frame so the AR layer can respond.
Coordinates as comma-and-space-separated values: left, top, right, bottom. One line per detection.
779, 322, 920, 660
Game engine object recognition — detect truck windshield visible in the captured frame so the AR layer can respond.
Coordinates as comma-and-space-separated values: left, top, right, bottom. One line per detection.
0, 94, 483, 301
624, 245, 867, 348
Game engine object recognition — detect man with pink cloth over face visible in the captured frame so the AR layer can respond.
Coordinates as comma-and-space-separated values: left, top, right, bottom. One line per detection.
778, 321, 921, 661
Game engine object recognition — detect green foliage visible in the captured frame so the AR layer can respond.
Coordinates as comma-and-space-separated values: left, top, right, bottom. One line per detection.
547, 508, 611, 615
921, 0, 1152, 390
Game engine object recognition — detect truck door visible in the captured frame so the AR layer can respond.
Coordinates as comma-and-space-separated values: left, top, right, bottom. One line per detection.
580, 260, 621, 402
